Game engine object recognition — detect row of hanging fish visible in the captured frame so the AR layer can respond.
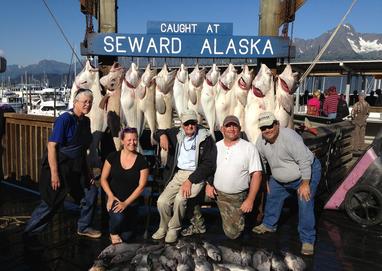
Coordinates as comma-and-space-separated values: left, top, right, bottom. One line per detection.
69, 60, 298, 167
89, 238, 306, 271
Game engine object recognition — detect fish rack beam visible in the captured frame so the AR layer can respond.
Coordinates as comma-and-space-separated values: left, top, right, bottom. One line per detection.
2, 113, 54, 183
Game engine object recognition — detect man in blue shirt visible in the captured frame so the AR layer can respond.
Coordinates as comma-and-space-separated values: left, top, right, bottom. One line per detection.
24, 88, 101, 239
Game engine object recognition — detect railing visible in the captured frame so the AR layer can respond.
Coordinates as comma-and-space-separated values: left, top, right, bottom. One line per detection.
2, 113, 54, 183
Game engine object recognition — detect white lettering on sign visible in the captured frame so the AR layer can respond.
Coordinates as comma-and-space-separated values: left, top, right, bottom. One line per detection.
172, 38, 181, 54
206, 23, 221, 34
116, 36, 126, 53
160, 23, 197, 33
238, 39, 249, 54
225, 39, 236, 54
199, 38, 274, 56
146, 38, 158, 53
200, 39, 212, 54
104, 36, 115, 52
250, 39, 261, 55
262, 39, 274, 55
128, 37, 144, 52
102, 35, 275, 57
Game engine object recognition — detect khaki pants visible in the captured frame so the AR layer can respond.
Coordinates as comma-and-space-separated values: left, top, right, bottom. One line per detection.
353, 124, 366, 151
157, 170, 205, 232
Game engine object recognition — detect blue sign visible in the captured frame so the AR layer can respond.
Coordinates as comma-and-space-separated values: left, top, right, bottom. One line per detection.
82, 33, 291, 59
147, 21, 233, 36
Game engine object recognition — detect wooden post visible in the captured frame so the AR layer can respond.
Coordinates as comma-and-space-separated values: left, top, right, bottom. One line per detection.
98, 0, 118, 76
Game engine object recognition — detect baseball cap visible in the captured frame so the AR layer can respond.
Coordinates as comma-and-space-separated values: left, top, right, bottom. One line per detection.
258, 112, 277, 128
223, 115, 240, 126
180, 109, 197, 123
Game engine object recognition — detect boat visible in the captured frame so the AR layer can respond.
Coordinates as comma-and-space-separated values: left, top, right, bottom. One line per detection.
28, 88, 68, 116
29, 100, 67, 116
0, 89, 25, 112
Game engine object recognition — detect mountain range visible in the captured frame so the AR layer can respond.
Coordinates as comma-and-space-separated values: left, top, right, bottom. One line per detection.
2, 24, 382, 87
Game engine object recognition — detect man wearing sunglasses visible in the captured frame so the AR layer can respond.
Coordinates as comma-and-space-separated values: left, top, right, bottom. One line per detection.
253, 112, 321, 256
152, 109, 216, 243
205, 115, 262, 239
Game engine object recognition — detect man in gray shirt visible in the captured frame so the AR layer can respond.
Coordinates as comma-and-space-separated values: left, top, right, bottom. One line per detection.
252, 112, 321, 256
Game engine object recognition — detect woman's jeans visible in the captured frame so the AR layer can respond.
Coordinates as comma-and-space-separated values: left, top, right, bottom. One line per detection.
262, 158, 321, 244
109, 202, 138, 239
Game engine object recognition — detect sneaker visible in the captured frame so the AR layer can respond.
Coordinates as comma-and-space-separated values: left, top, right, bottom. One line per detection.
252, 224, 276, 234
77, 228, 102, 239
152, 228, 167, 240
301, 243, 314, 256
181, 224, 206, 237
165, 230, 178, 243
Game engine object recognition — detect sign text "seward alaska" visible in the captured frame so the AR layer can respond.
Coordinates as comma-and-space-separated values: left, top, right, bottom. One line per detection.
81, 21, 291, 59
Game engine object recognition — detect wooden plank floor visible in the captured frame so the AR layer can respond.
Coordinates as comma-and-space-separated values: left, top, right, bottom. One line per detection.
0, 181, 381, 271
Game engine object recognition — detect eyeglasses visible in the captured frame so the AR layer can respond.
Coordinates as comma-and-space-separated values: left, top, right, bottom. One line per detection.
183, 121, 197, 127
260, 122, 276, 131
77, 100, 93, 105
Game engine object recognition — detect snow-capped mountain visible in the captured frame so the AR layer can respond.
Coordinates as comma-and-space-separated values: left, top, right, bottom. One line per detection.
294, 24, 382, 61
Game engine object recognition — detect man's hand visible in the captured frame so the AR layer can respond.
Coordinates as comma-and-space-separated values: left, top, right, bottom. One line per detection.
298, 180, 311, 201
206, 183, 217, 199
51, 174, 61, 191
181, 179, 192, 198
159, 134, 169, 151
240, 198, 254, 213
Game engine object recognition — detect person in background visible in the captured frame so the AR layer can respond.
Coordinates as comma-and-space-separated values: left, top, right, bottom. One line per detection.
152, 109, 216, 243
205, 115, 262, 239
375, 89, 382, 106
253, 112, 321, 256
307, 90, 321, 116
351, 92, 370, 152
323, 86, 339, 119
24, 88, 101, 239
351, 90, 359, 105
319, 89, 328, 115
100, 127, 149, 244
365, 90, 377, 106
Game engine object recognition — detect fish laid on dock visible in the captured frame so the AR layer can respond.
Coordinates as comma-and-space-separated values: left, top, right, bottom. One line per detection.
89, 238, 306, 271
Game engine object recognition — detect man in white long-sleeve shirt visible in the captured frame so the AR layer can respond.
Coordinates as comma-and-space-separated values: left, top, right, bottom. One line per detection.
252, 112, 321, 256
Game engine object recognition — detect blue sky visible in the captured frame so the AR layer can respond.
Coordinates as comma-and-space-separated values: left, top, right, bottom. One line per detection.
1, 0, 381, 66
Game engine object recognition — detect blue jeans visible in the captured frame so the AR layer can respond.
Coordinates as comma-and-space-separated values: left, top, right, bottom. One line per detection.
24, 184, 98, 233
262, 158, 321, 244
109, 202, 137, 239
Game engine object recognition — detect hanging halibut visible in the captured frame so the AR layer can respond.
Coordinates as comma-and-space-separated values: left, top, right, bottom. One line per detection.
188, 64, 206, 123
121, 62, 140, 130
274, 64, 299, 128
201, 64, 220, 139
70, 60, 105, 168
136, 63, 157, 146
244, 64, 275, 143
230, 64, 254, 130
155, 63, 176, 165
215, 63, 237, 128
173, 63, 189, 118
99, 62, 125, 150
